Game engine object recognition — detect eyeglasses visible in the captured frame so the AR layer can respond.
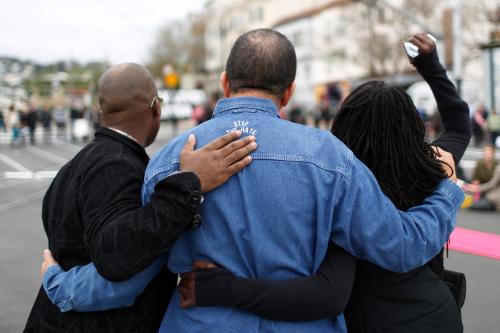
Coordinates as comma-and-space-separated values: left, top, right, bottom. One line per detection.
150, 95, 164, 108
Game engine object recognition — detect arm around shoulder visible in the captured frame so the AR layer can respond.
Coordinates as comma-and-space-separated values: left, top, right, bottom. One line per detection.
193, 243, 356, 321
80, 158, 201, 281
331, 157, 463, 273
43, 256, 168, 312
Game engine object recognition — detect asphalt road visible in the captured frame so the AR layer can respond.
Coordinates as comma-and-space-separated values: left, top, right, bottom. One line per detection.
0, 123, 499, 332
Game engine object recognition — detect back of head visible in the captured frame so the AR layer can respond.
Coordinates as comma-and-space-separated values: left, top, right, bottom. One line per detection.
331, 81, 446, 210
226, 29, 296, 98
98, 63, 160, 146
98, 63, 156, 119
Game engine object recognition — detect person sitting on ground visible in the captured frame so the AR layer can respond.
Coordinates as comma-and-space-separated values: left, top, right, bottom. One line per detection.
467, 163, 500, 211
471, 145, 498, 184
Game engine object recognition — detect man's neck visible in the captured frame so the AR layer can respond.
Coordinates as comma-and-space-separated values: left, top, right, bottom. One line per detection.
230, 91, 279, 107
105, 126, 143, 146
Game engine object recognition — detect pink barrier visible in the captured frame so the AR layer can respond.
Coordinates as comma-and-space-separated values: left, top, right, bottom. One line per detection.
449, 227, 500, 260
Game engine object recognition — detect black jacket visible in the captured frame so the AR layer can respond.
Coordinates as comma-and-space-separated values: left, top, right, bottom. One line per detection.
25, 127, 202, 332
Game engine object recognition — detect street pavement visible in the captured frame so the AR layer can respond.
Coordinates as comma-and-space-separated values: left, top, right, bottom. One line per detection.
0, 123, 499, 332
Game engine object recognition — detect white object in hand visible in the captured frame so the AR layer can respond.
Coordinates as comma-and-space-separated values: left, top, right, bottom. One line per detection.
404, 34, 437, 58
404, 42, 419, 58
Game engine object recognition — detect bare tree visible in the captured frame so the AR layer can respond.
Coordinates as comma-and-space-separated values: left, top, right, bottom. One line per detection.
350, 0, 497, 79
146, 14, 207, 79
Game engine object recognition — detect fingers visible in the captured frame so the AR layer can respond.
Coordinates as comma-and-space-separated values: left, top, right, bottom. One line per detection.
431, 146, 442, 157
432, 146, 457, 182
224, 140, 257, 165
204, 131, 242, 150
193, 260, 218, 270
179, 271, 195, 280
227, 155, 253, 175
43, 249, 57, 266
219, 135, 256, 157
178, 271, 196, 308
413, 33, 429, 44
40, 249, 57, 278
407, 36, 420, 47
181, 134, 196, 154
408, 33, 435, 54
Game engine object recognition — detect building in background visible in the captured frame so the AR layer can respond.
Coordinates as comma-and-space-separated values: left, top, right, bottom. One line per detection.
201, 0, 498, 112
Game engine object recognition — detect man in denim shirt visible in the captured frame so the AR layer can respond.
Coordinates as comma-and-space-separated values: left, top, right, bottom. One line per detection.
41, 29, 463, 333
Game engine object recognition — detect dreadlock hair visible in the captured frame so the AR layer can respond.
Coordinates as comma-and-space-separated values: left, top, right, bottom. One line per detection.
331, 81, 448, 211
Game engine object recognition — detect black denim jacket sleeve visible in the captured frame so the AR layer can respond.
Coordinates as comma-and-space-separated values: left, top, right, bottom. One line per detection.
80, 158, 201, 282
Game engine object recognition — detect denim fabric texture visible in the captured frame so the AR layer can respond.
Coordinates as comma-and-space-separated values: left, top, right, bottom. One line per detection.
142, 97, 464, 333
43, 256, 167, 312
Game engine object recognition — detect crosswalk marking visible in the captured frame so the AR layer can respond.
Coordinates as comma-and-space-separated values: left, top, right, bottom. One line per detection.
0, 189, 46, 213
25, 145, 69, 164
0, 152, 32, 172
3, 171, 58, 180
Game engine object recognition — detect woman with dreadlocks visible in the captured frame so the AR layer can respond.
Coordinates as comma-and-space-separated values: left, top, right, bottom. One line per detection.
178, 34, 470, 332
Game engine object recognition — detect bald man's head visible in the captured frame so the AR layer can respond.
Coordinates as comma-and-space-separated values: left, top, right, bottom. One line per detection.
97, 63, 162, 147
98, 63, 156, 115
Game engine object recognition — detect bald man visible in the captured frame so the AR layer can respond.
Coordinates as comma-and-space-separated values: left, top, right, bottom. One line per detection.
24, 63, 256, 333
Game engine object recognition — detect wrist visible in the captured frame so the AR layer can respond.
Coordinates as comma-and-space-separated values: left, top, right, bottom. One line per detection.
414, 51, 445, 75
155, 172, 203, 229
195, 268, 235, 307
43, 265, 63, 290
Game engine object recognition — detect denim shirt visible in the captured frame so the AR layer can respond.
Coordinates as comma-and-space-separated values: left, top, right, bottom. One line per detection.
43, 97, 463, 333
142, 97, 463, 333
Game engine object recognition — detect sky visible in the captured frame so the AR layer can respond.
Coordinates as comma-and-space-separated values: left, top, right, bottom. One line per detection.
0, 0, 205, 65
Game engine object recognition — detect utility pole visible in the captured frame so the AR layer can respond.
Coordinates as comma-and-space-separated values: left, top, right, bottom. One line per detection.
452, 0, 463, 96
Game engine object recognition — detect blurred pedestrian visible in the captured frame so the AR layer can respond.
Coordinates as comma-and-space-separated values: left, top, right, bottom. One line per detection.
0, 107, 6, 132
471, 145, 498, 184
472, 105, 488, 147
27, 105, 38, 145
487, 109, 500, 147
8, 104, 22, 146
192, 105, 206, 125
70, 105, 82, 142
318, 96, 332, 129
53, 105, 66, 140
468, 164, 500, 211
289, 105, 306, 125
40, 106, 53, 144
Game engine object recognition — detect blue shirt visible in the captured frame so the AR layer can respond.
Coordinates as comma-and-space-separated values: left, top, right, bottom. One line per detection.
44, 97, 463, 333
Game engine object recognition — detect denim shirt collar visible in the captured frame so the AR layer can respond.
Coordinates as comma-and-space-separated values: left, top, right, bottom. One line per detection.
212, 96, 280, 119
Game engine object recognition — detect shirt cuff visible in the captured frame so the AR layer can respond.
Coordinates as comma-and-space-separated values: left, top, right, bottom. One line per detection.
43, 265, 74, 313
43, 265, 63, 289
437, 179, 465, 209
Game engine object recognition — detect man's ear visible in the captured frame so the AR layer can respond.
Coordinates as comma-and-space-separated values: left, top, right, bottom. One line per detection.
279, 81, 296, 108
152, 99, 161, 118
220, 72, 231, 98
